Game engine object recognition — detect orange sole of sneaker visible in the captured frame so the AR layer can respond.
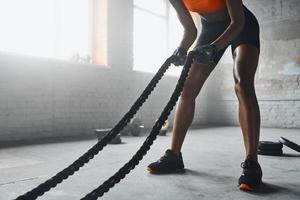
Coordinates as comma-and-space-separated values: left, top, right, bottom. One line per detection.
146, 167, 185, 174
239, 183, 255, 192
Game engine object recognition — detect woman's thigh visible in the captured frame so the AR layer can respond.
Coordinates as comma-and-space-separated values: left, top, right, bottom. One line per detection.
181, 62, 216, 99
232, 44, 259, 84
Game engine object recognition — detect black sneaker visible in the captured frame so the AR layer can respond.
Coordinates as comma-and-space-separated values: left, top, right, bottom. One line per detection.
147, 149, 185, 174
238, 158, 262, 191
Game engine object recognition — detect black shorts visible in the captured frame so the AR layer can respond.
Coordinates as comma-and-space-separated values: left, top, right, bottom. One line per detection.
195, 5, 260, 64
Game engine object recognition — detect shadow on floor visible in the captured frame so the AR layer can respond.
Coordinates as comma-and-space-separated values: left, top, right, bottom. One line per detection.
280, 153, 300, 157
245, 182, 300, 198
254, 182, 286, 194
259, 153, 300, 158
184, 169, 300, 197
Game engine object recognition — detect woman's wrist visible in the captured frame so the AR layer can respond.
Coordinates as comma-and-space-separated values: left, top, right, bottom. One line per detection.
176, 46, 187, 55
180, 29, 198, 51
211, 20, 244, 51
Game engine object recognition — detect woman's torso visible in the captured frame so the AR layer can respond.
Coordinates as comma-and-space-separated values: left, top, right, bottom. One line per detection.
182, 0, 230, 22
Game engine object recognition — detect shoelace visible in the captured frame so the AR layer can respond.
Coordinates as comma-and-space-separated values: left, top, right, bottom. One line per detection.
241, 159, 260, 175
158, 154, 170, 162
240, 160, 252, 176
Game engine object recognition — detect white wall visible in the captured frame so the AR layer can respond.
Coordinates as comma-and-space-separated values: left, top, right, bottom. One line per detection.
0, 0, 209, 142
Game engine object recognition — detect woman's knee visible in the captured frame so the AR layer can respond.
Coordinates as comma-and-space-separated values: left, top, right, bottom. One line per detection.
234, 79, 255, 96
233, 55, 258, 96
233, 45, 259, 84
181, 63, 214, 100
181, 82, 199, 100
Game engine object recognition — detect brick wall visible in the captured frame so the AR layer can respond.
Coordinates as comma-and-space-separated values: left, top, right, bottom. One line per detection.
206, 0, 300, 128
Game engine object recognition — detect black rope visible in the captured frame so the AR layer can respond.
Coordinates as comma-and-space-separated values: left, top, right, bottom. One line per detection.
81, 51, 196, 200
14, 55, 176, 200
14, 51, 196, 200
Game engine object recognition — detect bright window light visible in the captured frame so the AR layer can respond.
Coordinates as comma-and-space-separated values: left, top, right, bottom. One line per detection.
133, 8, 167, 74
133, 0, 184, 76
134, 0, 167, 16
167, 7, 185, 76
0, 0, 94, 63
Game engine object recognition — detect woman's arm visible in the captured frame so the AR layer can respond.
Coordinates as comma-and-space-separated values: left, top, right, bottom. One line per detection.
211, 0, 245, 50
169, 0, 198, 51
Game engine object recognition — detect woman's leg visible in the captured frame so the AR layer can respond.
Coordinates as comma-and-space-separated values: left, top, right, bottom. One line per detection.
171, 62, 216, 155
233, 44, 260, 161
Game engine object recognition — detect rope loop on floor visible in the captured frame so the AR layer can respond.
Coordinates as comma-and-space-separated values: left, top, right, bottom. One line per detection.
15, 52, 196, 200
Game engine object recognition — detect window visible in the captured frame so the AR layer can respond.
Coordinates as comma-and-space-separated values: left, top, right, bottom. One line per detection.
133, 0, 198, 76
0, 0, 107, 65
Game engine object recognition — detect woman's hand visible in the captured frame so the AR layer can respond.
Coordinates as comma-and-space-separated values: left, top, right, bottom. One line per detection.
194, 44, 218, 64
172, 46, 187, 66
211, 0, 245, 50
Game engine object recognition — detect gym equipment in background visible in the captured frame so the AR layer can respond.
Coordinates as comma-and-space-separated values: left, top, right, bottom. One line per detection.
95, 118, 144, 144
258, 141, 283, 156
279, 137, 300, 153
159, 120, 169, 136
95, 129, 122, 144
258, 137, 300, 156
120, 117, 144, 136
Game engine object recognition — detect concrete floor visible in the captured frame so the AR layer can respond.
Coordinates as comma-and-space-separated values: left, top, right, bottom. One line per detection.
1, 127, 300, 200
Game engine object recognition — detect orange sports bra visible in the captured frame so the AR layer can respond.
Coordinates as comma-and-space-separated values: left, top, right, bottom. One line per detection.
183, 0, 226, 14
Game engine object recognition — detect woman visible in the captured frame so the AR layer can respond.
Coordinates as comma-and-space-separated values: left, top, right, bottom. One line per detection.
147, 0, 262, 192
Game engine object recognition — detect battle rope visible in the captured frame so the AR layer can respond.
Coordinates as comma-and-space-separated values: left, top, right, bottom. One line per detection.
81, 51, 196, 200
15, 51, 196, 200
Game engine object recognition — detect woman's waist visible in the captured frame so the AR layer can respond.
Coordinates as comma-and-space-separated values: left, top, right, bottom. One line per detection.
200, 5, 257, 28
199, 7, 230, 24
